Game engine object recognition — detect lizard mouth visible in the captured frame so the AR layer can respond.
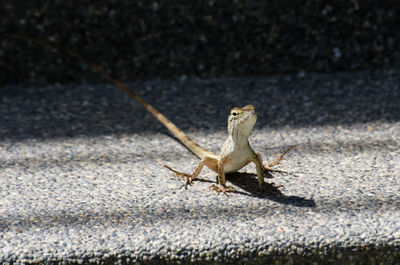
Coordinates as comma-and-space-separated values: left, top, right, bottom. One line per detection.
232, 110, 257, 137
228, 105, 257, 138
240, 109, 256, 124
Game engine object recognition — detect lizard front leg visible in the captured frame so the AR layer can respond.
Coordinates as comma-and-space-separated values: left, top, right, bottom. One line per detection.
210, 156, 235, 194
250, 151, 265, 189
251, 150, 284, 192
165, 156, 218, 189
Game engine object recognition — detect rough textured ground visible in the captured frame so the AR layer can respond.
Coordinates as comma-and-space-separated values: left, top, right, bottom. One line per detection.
0, 70, 399, 264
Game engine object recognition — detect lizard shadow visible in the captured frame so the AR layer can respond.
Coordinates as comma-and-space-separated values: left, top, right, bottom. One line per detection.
223, 171, 316, 208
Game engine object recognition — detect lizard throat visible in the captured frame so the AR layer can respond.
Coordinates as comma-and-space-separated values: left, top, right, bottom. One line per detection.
228, 115, 256, 145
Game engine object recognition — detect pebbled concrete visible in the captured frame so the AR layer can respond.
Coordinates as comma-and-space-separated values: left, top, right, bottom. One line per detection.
0, 70, 399, 264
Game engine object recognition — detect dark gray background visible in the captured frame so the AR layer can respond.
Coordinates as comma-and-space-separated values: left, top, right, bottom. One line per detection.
1, 0, 399, 86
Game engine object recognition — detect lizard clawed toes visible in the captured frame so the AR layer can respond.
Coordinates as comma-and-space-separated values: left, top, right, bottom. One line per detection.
179, 176, 195, 190
209, 184, 235, 195
164, 165, 195, 189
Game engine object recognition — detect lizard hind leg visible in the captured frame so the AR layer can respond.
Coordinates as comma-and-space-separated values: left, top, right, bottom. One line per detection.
164, 156, 218, 189
164, 165, 194, 189
266, 145, 295, 168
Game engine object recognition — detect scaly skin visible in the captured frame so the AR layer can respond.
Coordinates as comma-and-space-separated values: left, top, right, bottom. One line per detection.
165, 105, 294, 193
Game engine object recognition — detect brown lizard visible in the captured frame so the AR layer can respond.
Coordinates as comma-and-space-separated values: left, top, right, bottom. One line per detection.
14, 34, 293, 193
165, 105, 293, 193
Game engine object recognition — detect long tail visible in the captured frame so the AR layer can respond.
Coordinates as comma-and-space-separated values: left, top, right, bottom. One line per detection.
12, 34, 215, 159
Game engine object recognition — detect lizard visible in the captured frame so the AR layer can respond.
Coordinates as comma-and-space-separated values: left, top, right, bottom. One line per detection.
164, 105, 293, 193
13, 34, 293, 193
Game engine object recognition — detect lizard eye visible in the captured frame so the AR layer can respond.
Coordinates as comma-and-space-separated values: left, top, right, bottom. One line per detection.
232, 112, 237, 116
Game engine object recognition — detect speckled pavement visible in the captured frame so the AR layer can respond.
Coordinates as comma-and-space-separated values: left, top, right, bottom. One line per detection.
1, 70, 399, 264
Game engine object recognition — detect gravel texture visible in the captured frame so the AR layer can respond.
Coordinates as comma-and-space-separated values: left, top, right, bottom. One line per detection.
1, 70, 400, 264
1, 1, 400, 86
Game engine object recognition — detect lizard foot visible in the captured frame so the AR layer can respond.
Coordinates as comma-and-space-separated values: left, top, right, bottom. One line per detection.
164, 165, 195, 189
209, 184, 235, 194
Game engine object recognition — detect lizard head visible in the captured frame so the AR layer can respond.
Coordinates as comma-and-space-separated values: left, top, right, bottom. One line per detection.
228, 104, 257, 138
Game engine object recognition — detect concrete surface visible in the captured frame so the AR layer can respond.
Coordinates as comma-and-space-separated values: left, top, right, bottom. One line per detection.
0, 70, 399, 264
